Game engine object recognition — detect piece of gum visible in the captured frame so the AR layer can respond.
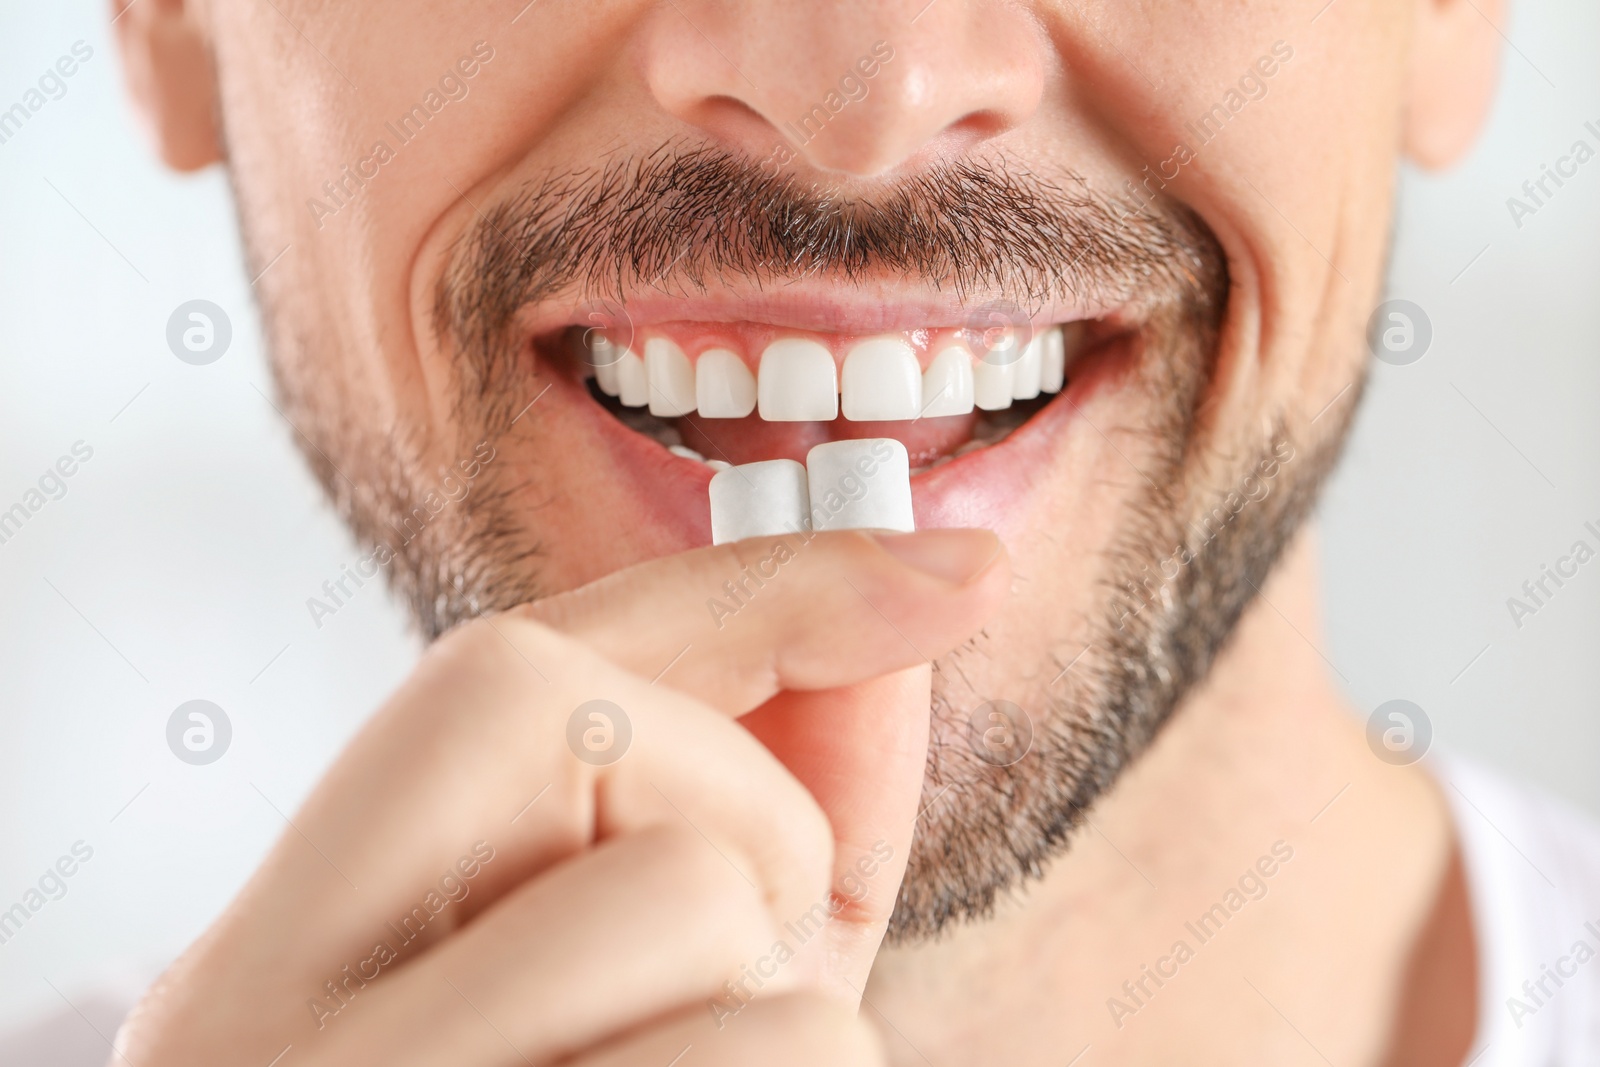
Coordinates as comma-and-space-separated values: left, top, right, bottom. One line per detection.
708, 459, 811, 545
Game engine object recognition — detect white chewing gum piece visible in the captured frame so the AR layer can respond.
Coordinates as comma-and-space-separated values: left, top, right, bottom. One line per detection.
805, 438, 914, 533
758, 338, 838, 421
1040, 325, 1067, 394
972, 355, 1015, 411
645, 337, 697, 417
696, 348, 757, 418
708, 459, 811, 545
617, 349, 648, 407
1012, 332, 1043, 400
591, 337, 622, 396
920, 346, 975, 417
841, 336, 922, 421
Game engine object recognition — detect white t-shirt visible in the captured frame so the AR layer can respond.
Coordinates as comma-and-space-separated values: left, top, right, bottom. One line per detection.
1442, 756, 1600, 1064
5, 758, 1599, 1064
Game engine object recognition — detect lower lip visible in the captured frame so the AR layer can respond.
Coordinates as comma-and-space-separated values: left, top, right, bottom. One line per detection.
551, 333, 1135, 545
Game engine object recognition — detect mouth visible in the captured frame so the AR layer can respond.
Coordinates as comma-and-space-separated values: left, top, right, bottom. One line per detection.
531, 301, 1136, 542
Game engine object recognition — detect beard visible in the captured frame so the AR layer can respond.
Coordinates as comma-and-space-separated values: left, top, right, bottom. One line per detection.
245, 144, 1361, 943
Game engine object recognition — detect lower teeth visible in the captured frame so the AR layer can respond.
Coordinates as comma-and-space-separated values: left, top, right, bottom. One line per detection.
666, 443, 731, 472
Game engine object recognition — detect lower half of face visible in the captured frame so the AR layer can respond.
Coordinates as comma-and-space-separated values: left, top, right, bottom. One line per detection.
225, 3, 1393, 940
268, 158, 1362, 936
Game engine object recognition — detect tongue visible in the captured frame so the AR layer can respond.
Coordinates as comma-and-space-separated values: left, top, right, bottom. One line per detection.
677, 412, 978, 468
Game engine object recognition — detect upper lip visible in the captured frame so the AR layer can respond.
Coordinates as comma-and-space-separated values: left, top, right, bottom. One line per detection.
519, 280, 1123, 339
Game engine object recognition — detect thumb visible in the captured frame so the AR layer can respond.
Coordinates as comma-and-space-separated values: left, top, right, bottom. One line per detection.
740, 665, 931, 1002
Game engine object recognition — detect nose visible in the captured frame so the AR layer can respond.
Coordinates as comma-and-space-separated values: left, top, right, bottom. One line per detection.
642, 1, 1046, 177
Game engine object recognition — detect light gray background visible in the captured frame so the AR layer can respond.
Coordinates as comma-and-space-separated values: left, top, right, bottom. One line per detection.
1, 0, 1596, 1034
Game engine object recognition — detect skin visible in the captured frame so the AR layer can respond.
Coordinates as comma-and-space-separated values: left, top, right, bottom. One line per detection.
112, 0, 1503, 1063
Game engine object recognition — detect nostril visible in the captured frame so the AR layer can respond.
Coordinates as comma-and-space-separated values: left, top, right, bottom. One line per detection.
948, 110, 1012, 144
673, 94, 785, 158
699, 94, 767, 126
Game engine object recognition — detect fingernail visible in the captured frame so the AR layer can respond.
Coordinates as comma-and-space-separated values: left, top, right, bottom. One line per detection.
871, 529, 1002, 585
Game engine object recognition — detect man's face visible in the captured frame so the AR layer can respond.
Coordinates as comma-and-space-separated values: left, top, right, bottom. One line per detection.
201, 0, 1408, 936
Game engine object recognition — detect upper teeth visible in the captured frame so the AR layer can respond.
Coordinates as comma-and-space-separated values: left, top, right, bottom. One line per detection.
695, 348, 756, 418
1012, 332, 1043, 401
758, 338, 838, 421
644, 337, 696, 417
589, 325, 1073, 420
840, 336, 921, 421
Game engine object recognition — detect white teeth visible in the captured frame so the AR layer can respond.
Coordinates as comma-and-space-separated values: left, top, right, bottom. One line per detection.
806, 439, 914, 533
1041, 325, 1067, 394
841, 337, 922, 421
696, 348, 757, 419
758, 338, 838, 421
645, 338, 697, 417
705, 459, 731, 472
613, 324, 1071, 421
668, 444, 706, 462
972, 352, 1015, 411
1012, 332, 1043, 400
707, 439, 915, 543
921, 346, 975, 417
590, 336, 622, 397
708, 459, 811, 545
617, 348, 648, 407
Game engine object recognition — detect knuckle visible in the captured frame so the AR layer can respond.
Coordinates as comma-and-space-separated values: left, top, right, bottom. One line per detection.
630, 823, 784, 957
421, 610, 554, 680
646, 823, 772, 916
410, 611, 589, 730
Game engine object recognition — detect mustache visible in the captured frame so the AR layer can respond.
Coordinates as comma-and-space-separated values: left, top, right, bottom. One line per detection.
434, 144, 1227, 361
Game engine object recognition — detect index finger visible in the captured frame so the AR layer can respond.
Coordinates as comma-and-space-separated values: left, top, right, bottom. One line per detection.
521, 527, 1008, 715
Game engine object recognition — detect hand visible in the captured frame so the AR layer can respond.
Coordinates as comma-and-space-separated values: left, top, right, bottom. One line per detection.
119, 528, 1008, 1065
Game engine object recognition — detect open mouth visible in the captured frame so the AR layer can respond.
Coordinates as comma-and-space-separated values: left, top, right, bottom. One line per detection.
529, 306, 1133, 542
570, 319, 1097, 473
